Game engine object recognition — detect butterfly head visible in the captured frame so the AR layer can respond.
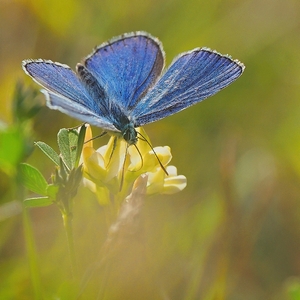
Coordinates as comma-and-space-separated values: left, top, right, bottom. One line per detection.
121, 122, 138, 145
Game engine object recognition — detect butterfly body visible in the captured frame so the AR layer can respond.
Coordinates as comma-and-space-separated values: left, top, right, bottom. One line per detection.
22, 31, 245, 145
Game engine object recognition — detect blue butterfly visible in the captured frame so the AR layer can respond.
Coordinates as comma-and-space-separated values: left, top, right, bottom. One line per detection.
22, 31, 245, 146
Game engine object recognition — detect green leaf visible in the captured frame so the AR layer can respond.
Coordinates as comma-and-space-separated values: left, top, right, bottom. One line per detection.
19, 163, 48, 196
57, 128, 79, 170
24, 197, 53, 208
35, 141, 60, 166
46, 184, 59, 200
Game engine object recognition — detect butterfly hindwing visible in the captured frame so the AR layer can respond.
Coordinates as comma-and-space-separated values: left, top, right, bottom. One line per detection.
45, 92, 118, 130
132, 48, 244, 126
84, 32, 165, 111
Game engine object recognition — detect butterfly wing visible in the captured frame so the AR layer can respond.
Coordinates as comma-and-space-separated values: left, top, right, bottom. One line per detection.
83, 31, 164, 110
132, 48, 245, 126
22, 60, 118, 131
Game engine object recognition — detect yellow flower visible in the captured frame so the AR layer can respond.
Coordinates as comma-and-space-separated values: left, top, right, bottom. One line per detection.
81, 125, 187, 204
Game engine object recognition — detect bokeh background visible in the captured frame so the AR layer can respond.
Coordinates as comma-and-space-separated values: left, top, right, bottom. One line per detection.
1, 0, 300, 299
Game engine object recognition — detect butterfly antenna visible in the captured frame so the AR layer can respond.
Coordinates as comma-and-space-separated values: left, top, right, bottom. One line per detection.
137, 131, 169, 176
132, 144, 144, 172
84, 131, 107, 144
119, 144, 129, 191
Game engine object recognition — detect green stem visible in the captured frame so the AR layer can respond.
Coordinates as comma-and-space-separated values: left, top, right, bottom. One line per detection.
62, 212, 78, 280
23, 207, 43, 299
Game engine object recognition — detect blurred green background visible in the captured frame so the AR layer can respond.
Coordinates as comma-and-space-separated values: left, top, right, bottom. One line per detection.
1, 0, 300, 299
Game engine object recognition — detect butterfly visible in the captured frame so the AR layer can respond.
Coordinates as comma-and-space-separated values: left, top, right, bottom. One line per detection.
22, 31, 245, 146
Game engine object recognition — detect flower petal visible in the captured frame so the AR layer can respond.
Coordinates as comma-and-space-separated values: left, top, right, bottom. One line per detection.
163, 174, 187, 194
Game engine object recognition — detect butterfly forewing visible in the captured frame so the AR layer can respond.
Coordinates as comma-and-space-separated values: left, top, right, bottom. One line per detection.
132, 49, 244, 126
23, 60, 95, 108
84, 32, 165, 111
22, 60, 118, 131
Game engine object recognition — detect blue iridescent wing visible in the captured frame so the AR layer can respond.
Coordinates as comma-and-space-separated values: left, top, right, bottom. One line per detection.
132, 48, 245, 126
83, 31, 165, 110
22, 60, 118, 131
